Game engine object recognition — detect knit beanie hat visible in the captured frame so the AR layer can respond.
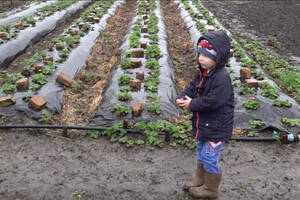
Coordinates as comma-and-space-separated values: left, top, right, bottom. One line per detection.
197, 40, 217, 62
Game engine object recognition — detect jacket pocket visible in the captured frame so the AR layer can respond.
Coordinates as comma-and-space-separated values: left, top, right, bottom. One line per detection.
198, 118, 219, 128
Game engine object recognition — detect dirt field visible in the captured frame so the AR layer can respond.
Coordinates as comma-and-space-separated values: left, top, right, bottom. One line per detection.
0, 1, 300, 200
202, 0, 300, 61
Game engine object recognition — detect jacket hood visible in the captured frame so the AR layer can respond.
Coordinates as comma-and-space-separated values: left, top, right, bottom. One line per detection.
197, 31, 231, 71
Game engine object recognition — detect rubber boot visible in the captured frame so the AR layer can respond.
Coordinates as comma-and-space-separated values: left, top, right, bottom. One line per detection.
183, 163, 205, 190
188, 172, 222, 198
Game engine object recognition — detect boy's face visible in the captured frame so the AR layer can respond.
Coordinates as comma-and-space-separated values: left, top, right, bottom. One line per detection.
198, 53, 217, 71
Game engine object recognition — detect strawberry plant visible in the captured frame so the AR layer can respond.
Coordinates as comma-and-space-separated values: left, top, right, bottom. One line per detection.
145, 76, 159, 92
138, 1, 146, 14
258, 82, 271, 89
119, 86, 131, 92
272, 99, 292, 107
126, 140, 135, 148
239, 87, 256, 95
22, 92, 35, 102
120, 59, 134, 69
132, 24, 141, 32
129, 32, 141, 48
118, 136, 128, 143
1, 72, 24, 83
112, 104, 130, 116
149, 0, 157, 10
39, 113, 53, 124
147, 102, 162, 116
149, 34, 158, 44
41, 62, 56, 75
30, 83, 41, 91
146, 58, 160, 69
118, 75, 132, 85
250, 69, 265, 80
234, 49, 245, 59
147, 93, 161, 102
225, 67, 234, 74
281, 118, 300, 127
243, 99, 260, 110
261, 87, 279, 99
232, 80, 242, 88
0, 83, 16, 94
136, 140, 145, 145
241, 58, 257, 68
117, 92, 132, 101
87, 130, 99, 139
145, 45, 161, 59
247, 131, 259, 137
58, 48, 70, 58
23, 16, 37, 25
31, 73, 47, 85
249, 119, 265, 128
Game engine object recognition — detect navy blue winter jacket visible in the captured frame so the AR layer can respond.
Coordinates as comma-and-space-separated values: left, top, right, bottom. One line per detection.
177, 31, 234, 141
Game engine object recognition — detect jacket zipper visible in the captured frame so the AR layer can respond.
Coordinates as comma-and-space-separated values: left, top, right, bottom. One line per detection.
195, 68, 205, 139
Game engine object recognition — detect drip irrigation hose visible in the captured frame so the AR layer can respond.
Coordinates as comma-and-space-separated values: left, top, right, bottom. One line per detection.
0, 124, 279, 142
0, 124, 142, 134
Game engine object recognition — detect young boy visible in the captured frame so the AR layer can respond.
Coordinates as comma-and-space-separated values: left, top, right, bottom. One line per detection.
176, 31, 234, 198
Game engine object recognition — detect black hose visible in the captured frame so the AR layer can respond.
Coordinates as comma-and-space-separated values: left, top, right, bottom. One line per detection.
230, 137, 277, 141
0, 124, 279, 141
0, 124, 141, 134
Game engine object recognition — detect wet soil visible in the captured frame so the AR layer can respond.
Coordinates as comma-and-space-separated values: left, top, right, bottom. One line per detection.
202, 0, 300, 60
0, 1, 300, 200
0, 114, 299, 200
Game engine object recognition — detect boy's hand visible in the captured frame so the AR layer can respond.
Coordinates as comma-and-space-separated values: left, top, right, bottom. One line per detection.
176, 95, 192, 110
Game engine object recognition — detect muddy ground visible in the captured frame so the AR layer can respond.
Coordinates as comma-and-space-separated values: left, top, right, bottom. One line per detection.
0, 123, 299, 200
0, 1, 300, 200
202, 0, 300, 62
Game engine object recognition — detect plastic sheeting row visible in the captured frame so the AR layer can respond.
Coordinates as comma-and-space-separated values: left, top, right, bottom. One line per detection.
0, 1, 90, 69
0, 1, 124, 119
177, 0, 300, 134
90, 1, 181, 127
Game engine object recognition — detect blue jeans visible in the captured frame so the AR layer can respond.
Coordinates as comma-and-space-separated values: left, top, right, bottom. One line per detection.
196, 140, 225, 174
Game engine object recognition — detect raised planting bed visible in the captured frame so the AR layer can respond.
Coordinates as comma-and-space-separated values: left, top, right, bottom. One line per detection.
0, 0, 91, 69
0, 0, 119, 118
0, 0, 57, 26
176, 0, 300, 134
90, 0, 180, 127
0, 0, 77, 44
0, 0, 40, 17
52, 0, 137, 126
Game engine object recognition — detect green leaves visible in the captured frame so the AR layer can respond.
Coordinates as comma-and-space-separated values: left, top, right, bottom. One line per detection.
243, 99, 260, 110
31, 73, 47, 85
272, 99, 292, 107
0, 83, 16, 94
147, 102, 162, 116
117, 92, 132, 101
145, 45, 161, 59
112, 104, 130, 116
239, 87, 256, 95
120, 59, 134, 69
249, 119, 265, 128
281, 118, 300, 127
118, 75, 132, 85
146, 58, 160, 69
87, 130, 99, 139
261, 88, 279, 99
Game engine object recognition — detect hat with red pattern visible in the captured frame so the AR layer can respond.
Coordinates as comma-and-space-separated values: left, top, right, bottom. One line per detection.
197, 40, 217, 62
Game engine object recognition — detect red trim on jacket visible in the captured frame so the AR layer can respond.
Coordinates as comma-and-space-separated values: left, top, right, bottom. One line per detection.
195, 69, 207, 139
